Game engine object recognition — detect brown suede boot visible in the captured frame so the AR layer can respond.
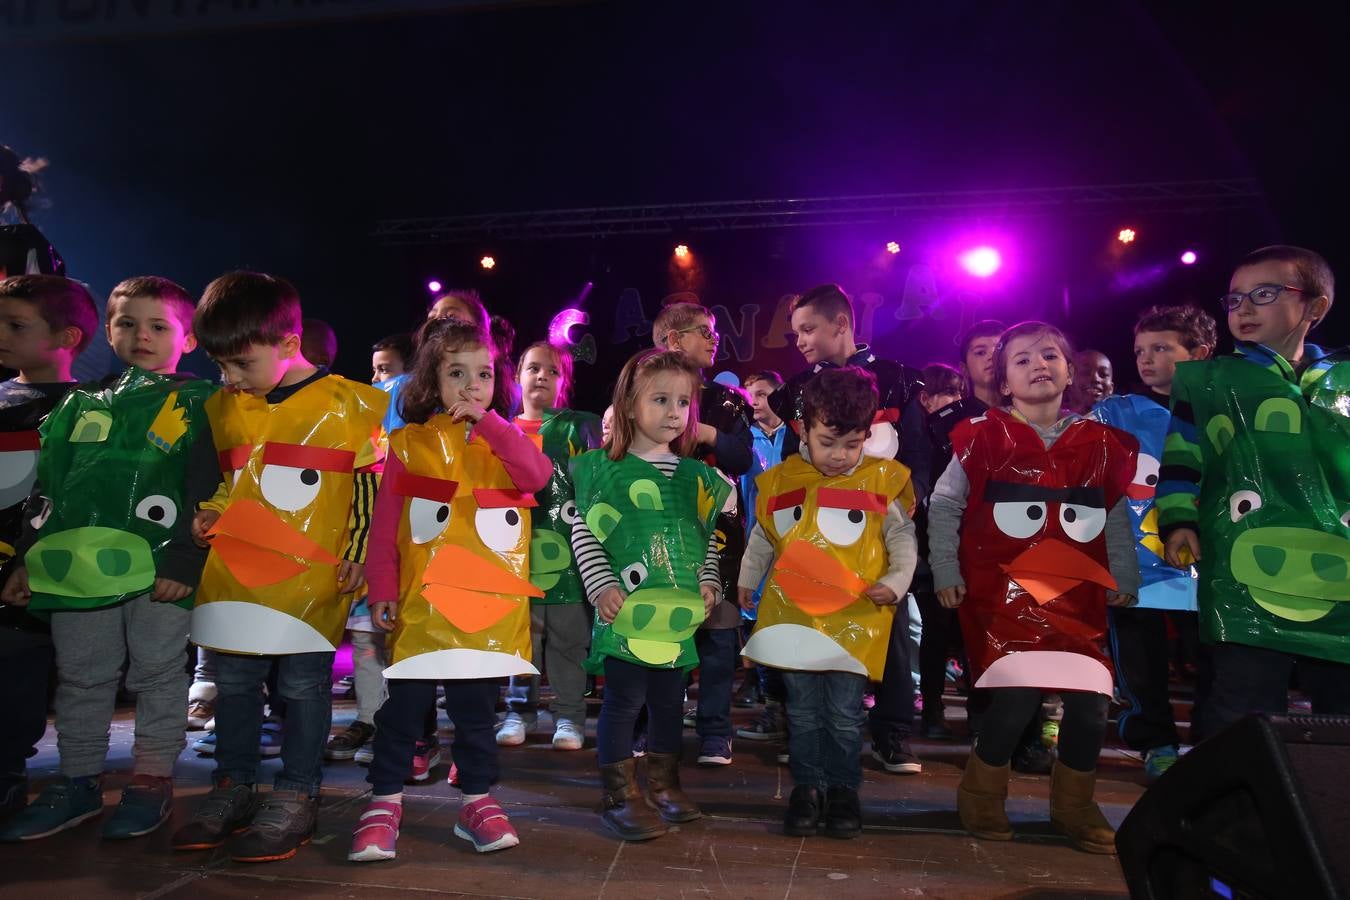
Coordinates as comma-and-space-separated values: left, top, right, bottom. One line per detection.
600, 759, 667, 841
644, 752, 702, 823
1049, 761, 1116, 854
957, 750, 1014, 841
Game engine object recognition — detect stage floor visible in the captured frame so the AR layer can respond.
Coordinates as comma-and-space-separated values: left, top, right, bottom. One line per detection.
1, 690, 1144, 899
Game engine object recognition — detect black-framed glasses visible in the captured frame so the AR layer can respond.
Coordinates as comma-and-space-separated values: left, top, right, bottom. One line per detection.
674, 324, 718, 341
1220, 284, 1304, 312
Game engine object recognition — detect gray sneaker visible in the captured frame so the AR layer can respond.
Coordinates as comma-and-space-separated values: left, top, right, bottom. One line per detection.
171, 779, 259, 850
736, 701, 786, 741
229, 789, 317, 863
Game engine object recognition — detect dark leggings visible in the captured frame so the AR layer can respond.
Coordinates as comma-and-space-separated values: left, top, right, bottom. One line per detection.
598, 657, 685, 765
974, 687, 1108, 772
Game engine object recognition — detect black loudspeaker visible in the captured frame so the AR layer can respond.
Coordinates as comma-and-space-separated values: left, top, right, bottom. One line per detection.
1116, 714, 1350, 900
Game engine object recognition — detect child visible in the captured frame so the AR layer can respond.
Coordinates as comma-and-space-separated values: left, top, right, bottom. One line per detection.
0, 275, 96, 824
768, 284, 925, 774
1091, 304, 1215, 780
498, 341, 602, 750
572, 349, 731, 841
929, 321, 1140, 854
958, 320, 1005, 410
1067, 349, 1114, 414
1160, 246, 1350, 739
371, 333, 412, 385
170, 271, 387, 863
348, 318, 549, 861
1, 276, 220, 842
653, 301, 752, 766
739, 367, 917, 838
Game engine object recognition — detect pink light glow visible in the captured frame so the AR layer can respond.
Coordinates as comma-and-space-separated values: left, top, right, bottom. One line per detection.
426, 279, 442, 293
1180, 250, 1198, 265
959, 246, 1002, 278
548, 307, 590, 345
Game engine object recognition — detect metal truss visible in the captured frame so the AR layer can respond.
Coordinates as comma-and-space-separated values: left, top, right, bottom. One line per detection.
373, 179, 1264, 245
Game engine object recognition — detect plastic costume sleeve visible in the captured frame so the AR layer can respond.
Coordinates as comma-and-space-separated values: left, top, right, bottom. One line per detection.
1090, 395, 1198, 611
381, 414, 541, 679
741, 455, 909, 680
527, 408, 602, 605
191, 375, 387, 654
572, 450, 731, 673
952, 408, 1137, 695
1164, 350, 1350, 663
23, 369, 217, 612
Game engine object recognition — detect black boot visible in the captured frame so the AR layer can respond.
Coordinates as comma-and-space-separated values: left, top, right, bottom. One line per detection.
823, 786, 861, 839
783, 785, 823, 836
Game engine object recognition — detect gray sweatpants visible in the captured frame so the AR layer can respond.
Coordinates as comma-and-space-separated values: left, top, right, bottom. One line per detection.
505, 602, 592, 726
50, 593, 190, 778
349, 629, 387, 725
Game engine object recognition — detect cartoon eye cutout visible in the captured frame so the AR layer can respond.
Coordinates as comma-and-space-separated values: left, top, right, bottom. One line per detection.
1133, 454, 1160, 490
408, 497, 452, 544
768, 488, 807, 538
476, 507, 525, 552
814, 488, 885, 547
993, 501, 1047, 539
29, 496, 52, 531
1229, 490, 1263, 523
620, 561, 649, 590
259, 464, 322, 512
560, 500, 580, 525
1059, 503, 1107, 543
1341, 509, 1350, 529
134, 494, 178, 529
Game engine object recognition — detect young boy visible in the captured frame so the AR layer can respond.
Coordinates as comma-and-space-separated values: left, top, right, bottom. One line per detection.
1067, 349, 1114, 414
740, 367, 917, 838
0, 275, 96, 824
371, 334, 412, 385
654, 301, 752, 766
768, 284, 925, 774
1160, 246, 1350, 740
1, 276, 220, 842
170, 271, 387, 863
1092, 305, 1215, 780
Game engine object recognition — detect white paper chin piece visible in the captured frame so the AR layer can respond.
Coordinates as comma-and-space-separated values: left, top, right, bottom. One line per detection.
191, 601, 335, 654
974, 651, 1114, 696
742, 624, 868, 677
863, 422, 900, 460
384, 649, 539, 680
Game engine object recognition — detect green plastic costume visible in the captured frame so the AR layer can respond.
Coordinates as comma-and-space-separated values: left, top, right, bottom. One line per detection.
524, 409, 603, 604
1160, 345, 1350, 663
571, 450, 730, 672
25, 368, 216, 612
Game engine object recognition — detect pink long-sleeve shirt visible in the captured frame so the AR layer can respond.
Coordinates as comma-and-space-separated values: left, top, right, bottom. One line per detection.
365, 410, 551, 605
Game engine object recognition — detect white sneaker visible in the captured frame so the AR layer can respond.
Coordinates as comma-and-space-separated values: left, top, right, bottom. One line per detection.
496, 712, 528, 746
552, 719, 584, 751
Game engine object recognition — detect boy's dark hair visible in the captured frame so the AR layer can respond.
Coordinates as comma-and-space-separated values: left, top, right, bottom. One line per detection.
372, 332, 414, 362
301, 318, 338, 368
920, 363, 963, 397
801, 366, 878, 436
194, 271, 302, 358
0, 274, 98, 354
108, 276, 195, 332
400, 317, 506, 425
792, 283, 854, 328
1237, 245, 1335, 311
652, 300, 715, 348
1134, 304, 1218, 353
744, 369, 784, 390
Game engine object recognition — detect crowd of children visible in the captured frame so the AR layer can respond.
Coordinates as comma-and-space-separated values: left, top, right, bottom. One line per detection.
0, 241, 1346, 866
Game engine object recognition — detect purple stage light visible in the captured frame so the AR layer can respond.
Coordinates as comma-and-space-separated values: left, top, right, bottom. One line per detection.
1180, 250, 1197, 265
427, 279, 442, 293
959, 246, 1002, 278
548, 307, 590, 345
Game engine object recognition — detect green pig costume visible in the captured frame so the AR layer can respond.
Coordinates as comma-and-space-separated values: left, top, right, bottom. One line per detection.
524, 409, 604, 603
571, 451, 730, 672
1158, 342, 1350, 664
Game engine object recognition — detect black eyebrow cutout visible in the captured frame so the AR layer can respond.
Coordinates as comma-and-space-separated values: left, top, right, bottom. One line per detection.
984, 480, 1105, 507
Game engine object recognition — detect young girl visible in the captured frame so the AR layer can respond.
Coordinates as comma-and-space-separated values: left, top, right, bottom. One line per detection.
348, 318, 550, 861
498, 341, 602, 750
928, 321, 1140, 855
570, 349, 731, 841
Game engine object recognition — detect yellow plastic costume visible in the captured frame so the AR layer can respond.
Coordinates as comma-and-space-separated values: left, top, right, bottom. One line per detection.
742, 455, 913, 680
382, 413, 541, 679
191, 376, 387, 654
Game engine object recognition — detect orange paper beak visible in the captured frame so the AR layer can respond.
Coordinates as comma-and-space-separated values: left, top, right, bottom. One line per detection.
1001, 538, 1117, 606
421, 544, 544, 634
207, 499, 341, 588
771, 540, 871, 617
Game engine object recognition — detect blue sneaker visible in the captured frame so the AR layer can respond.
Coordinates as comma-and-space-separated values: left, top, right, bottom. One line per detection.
193, 732, 217, 756
102, 777, 172, 840
1144, 745, 1180, 783
0, 776, 102, 841
697, 736, 733, 766
259, 721, 283, 758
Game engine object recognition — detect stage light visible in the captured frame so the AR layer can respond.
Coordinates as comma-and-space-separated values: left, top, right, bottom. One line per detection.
426, 279, 442, 293
959, 246, 1002, 278
886, 241, 901, 254
674, 244, 690, 259
1180, 250, 1197, 265
1118, 228, 1136, 244
480, 256, 496, 270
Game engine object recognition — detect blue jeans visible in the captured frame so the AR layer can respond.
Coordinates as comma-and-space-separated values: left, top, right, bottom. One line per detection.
597, 657, 684, 766
782, 670, 867, 790
214, 650, 334, 797
694, 627, 737, 738
868, 601, 915, 743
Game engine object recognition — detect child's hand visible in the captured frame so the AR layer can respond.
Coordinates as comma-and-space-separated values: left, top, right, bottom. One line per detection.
1106, 591, 1138, 608
864, 583, 899, 606
737, 586, 755, 611
701, 583, 719, 617
448, 391, 488, 425
152, 578, 193, 603
937, 584, 966, 609
192, 509, 221, 548
596, 585, 626, 624
370, 600, 397, 632
1, 567, 31, 607
1164, 528, 1201, 568
337, 560, 366, 595
696, 422, 718, 446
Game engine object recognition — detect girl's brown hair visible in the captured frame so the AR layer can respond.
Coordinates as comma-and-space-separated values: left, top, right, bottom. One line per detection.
517, 340, 574, 408
606, 349, 702, 460
992, 320, 1075, 398
400, 317, 506, 425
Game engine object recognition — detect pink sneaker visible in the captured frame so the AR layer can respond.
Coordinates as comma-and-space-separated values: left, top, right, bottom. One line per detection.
409, 738, 442, 783
446, 762, 459, 787
348, 800, 402, 862
453, 796, 519, 853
